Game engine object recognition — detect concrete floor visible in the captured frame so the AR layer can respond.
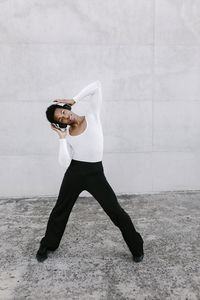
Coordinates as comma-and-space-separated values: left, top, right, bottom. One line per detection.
0, 191, 199, 300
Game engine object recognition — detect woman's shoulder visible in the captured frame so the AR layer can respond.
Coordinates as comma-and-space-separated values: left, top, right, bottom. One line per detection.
86, 109, 100, 120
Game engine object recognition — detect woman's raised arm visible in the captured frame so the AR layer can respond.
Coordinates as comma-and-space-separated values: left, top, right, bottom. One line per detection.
73, 80, 102, 116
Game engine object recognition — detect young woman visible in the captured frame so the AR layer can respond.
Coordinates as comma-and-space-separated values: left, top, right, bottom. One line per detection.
36, 80, 144, 263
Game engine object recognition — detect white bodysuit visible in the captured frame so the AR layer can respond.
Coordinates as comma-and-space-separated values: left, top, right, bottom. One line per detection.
58, 80, 104, 168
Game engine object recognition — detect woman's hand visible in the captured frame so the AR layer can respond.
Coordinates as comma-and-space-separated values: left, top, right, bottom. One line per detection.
52, 99, 75, 106
50, 123, 67, 139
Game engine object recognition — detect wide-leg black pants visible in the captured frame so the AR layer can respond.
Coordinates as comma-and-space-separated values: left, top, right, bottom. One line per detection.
40, 159, 144, 256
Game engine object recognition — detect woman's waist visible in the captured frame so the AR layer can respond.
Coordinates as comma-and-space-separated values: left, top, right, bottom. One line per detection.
67, 159, 104, 174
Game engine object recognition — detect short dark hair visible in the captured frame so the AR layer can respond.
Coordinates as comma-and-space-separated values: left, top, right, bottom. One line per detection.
45, 103, 72, 128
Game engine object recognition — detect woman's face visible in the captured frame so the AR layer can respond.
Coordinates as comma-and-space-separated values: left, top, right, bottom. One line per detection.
54, 107, 76, 125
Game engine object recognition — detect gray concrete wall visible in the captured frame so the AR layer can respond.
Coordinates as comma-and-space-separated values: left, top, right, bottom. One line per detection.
0, 0, 200, 198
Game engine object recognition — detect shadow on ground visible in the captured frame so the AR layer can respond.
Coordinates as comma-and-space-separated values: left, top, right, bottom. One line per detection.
0, 191, 199, 299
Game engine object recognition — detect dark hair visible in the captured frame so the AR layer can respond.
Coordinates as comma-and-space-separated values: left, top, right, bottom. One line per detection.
46, 103, 72, 128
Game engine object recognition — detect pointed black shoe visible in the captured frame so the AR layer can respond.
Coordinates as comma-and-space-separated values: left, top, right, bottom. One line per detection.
36, 244, 50, 262
132, 254, 144, 263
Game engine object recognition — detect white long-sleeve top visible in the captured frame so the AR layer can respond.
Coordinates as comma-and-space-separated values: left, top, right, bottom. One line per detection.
58, 80, 104, 168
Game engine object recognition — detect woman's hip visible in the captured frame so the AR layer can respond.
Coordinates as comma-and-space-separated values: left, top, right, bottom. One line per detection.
66, 159, 104, 175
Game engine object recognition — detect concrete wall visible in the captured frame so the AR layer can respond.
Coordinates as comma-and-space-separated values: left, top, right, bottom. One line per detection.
1, 0, 200, 198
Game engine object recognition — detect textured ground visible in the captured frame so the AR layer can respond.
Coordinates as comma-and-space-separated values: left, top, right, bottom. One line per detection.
0, 191, 199, 300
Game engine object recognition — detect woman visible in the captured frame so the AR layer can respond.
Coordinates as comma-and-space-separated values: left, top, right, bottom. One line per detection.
36, 80, 144, 263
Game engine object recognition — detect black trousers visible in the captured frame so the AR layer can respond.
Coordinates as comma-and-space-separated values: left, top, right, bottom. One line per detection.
40, 159, 144, 256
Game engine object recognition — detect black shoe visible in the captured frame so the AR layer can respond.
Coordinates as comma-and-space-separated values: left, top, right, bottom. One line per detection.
133, 254, 144, 263
36, 244, 50, 262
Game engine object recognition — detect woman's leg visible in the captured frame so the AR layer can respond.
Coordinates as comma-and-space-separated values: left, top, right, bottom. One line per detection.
85, 170, 144, 257
40, 168, 84, 250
